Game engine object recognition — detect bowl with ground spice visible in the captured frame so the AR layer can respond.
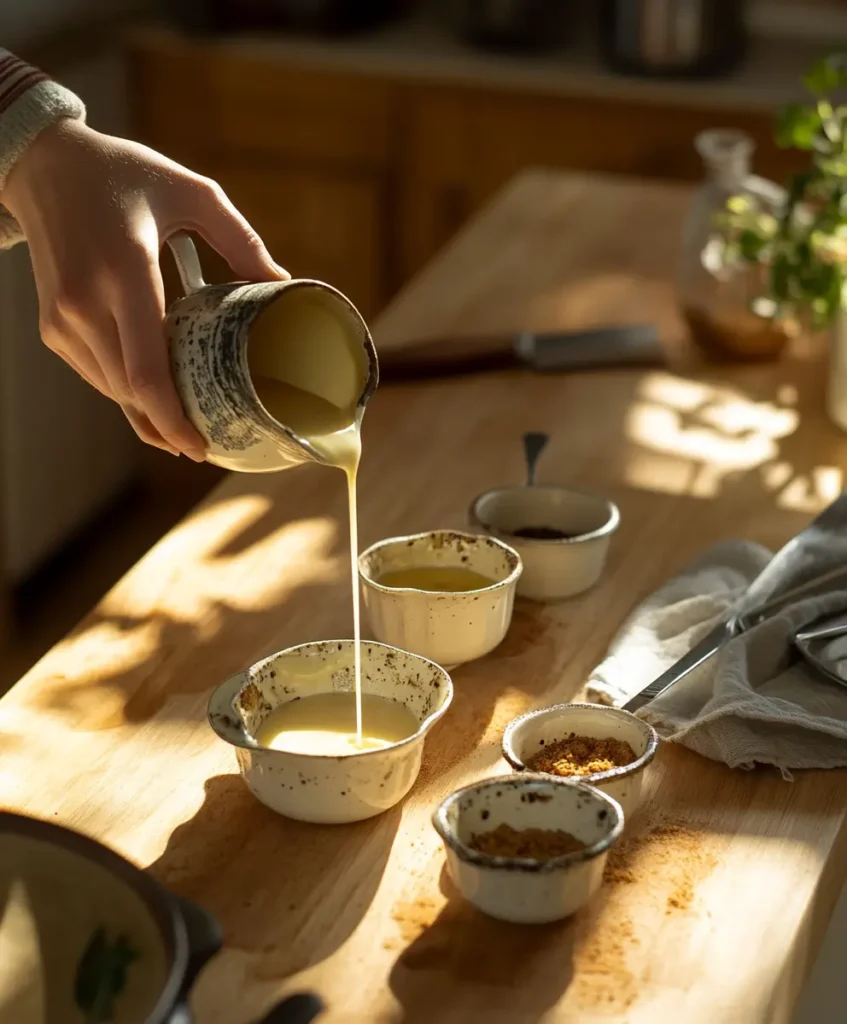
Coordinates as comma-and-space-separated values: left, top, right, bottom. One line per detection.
433, 775, 623, 924
469, 485, 619, 601
502, 703, 658, 817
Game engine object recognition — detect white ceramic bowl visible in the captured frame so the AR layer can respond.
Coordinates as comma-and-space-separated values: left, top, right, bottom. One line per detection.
469, 485, 620, 601
502, 702, 659, 818
433, 775, 623, 924
208, 640, 453, 824
358, 530, 522, 668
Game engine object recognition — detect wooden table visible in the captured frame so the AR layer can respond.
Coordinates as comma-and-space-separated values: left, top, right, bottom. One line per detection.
3, 170, 847, 1023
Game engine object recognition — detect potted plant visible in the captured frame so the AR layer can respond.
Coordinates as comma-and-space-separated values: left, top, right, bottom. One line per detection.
714, 54, 847, 428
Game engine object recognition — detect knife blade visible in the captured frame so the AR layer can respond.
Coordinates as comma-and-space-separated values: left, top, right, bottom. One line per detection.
376, 324, 663, 381
623, 492, 847, 713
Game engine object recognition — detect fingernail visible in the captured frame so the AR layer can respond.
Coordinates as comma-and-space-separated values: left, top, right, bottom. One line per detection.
185, 447, 206, 463
273, 261, 291, 280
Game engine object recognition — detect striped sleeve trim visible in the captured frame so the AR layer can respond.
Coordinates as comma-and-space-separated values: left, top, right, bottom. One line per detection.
0, 49, 85, 198
0, 51, 49, 116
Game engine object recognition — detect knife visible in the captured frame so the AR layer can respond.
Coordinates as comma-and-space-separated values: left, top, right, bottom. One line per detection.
376, 324, 663, 381
623, 492, 847, 713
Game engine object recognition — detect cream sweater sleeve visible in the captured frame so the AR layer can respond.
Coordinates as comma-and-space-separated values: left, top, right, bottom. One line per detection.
0, 49, 86, 248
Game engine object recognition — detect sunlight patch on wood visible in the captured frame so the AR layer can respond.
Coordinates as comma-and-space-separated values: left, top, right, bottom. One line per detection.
99, 496, 342, 621
621, 372, 838, 509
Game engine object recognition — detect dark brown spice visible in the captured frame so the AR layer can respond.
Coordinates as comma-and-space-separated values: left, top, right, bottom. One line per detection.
526, 733, 636, 777
511, 525, 576, 540
469, 823, 586, 860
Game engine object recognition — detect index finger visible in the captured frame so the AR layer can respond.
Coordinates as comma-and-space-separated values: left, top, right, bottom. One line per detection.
112, 249, 206, 461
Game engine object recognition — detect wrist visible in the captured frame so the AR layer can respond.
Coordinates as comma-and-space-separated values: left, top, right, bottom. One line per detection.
2, 117, 90, 211
0, 67, 85, 196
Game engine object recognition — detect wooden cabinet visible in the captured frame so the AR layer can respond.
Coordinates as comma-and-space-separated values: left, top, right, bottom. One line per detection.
130, 41, 396, 318
209, 164, 387, 316
128, 30, 808, 318
397, 85, 806, 283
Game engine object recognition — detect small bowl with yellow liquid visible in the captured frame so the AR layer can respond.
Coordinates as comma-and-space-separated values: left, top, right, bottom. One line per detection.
208, 639, 452, 824
358, 530, 522, 668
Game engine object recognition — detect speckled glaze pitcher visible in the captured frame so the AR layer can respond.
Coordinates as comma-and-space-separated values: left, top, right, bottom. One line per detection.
165, 234, 379, 473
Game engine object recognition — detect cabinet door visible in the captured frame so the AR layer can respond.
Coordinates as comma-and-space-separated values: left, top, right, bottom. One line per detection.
130, 41, 395, 318
202, 164, 387, 319
400, 84, 808, 281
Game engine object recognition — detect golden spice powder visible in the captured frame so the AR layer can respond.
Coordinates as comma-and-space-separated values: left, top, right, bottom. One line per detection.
526, 733, 636, 777
469, 823, 586, 860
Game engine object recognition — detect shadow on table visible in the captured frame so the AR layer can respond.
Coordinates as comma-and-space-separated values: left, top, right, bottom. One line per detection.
148, 774, 401, 981
388, 866, 575, 1024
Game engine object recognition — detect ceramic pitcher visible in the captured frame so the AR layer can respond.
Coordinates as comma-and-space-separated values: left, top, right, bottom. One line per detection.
165, 234, 378, 473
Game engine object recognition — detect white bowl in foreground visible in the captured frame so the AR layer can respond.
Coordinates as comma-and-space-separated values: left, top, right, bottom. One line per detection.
502, 702, 658, 818
208, 640, 453, 824
470, 485, 619, 601
433, 775, 623, 924
358, 530, 522, 668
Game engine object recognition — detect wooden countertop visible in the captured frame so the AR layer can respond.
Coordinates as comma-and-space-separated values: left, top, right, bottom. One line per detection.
3, 170, 847, 1023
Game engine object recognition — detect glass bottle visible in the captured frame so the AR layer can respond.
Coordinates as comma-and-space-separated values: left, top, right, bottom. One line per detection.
679, 128, 790, 361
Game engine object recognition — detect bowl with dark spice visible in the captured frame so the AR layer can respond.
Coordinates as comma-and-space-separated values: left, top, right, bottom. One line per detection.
502, 703, 659, 817
469, 485, 619, 601
433, 775, 623, 923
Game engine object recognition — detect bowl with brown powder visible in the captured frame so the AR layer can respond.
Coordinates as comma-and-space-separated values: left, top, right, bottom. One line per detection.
432, 775, 623, 924
502, 703, 658, 818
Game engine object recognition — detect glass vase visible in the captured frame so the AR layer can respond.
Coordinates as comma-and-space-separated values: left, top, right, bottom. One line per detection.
679, 128, 791, 361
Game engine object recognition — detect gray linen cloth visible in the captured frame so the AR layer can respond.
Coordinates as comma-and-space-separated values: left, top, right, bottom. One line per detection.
585, 540, 847, 775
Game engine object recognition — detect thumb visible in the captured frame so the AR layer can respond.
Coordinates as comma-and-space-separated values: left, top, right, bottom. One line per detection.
184, 179, 290, 282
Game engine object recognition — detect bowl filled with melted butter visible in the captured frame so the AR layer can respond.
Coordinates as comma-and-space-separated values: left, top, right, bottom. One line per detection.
208, 640, 452, 824
358, 530, 522, 668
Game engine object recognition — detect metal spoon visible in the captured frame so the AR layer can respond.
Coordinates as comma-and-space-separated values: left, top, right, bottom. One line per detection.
523, 432, 549, 486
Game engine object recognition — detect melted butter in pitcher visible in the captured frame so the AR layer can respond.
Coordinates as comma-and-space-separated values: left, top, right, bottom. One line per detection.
255, 692, 419, 756
248, 289, 368, 744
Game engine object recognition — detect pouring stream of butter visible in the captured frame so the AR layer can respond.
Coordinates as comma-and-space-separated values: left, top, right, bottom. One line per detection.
248, 288, 368, 745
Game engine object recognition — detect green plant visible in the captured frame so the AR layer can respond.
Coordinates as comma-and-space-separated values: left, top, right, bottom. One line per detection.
719, 55, 847, 330
75, 926, 138, 1024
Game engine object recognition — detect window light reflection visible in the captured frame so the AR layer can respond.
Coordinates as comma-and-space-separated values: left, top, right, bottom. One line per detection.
624, 372, 842, 511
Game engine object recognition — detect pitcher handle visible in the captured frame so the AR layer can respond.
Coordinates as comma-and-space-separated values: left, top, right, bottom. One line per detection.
167, 233, 206, 295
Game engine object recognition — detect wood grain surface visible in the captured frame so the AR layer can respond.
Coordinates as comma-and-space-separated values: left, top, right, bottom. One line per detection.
2, 171, 846, 1023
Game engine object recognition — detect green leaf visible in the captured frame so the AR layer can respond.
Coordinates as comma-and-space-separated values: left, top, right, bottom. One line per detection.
739, 228, 768, 262
726, 194, 752, 215
75, 927, 138, 1024
804, 55, 846, 96
776, 104, 823, 150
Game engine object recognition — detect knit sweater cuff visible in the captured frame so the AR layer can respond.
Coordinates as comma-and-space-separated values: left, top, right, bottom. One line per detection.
0, 50, 86, 248
0, 204, 22, 246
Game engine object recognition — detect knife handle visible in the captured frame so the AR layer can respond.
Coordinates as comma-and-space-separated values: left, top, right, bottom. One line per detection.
376, 335, 517, 380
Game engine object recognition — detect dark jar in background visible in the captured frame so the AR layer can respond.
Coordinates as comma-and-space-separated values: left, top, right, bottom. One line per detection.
598, 0, 747, 79
206, 0, 407, 34
451, 0, 570, 53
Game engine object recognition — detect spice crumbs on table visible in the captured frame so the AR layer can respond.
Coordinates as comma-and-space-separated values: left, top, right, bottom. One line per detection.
469, 823, 586, 859
525, 733, 636, 776
574, 820, 719, 1014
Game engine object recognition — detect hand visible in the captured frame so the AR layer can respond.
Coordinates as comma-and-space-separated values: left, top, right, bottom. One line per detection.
1, 118, 289, 460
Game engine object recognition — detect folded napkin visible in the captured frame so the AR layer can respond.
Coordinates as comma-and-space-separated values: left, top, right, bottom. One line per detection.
586, 540, 847, 775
